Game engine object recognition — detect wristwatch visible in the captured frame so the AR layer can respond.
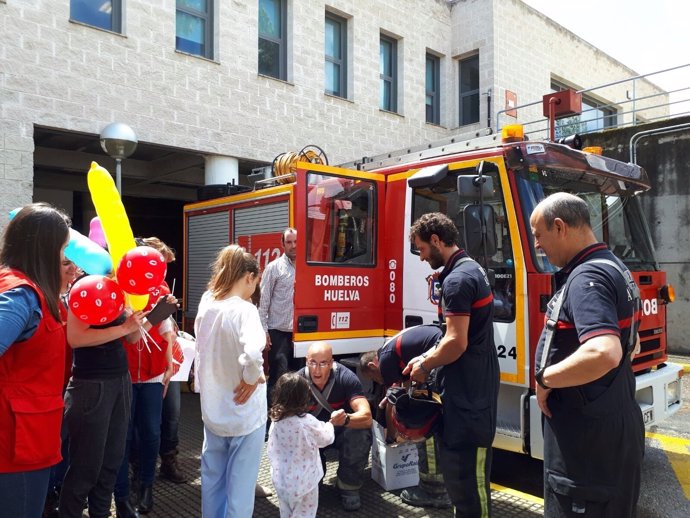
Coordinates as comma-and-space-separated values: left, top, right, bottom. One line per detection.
535, 369, 550, 390
343, 414, 351, 427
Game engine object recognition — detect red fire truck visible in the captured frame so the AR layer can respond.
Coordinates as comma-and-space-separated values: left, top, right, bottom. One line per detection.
183, 126, 683, 458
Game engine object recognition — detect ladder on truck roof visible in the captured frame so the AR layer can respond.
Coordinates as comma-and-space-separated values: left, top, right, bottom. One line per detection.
339, 127, 504, 172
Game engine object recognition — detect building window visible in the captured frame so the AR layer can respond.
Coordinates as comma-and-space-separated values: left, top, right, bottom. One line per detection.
325, 13, 347, 98
259, 0, 287, 80
459, 54, 479, 126
426, 53, 440, 124
176, 0, 213, 58
551, 81, 617, 137
70, 0, 122, 33
380, 35, 398, 112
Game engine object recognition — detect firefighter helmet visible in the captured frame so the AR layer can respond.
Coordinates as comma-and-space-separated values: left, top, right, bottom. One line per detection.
387, 384, 443, 442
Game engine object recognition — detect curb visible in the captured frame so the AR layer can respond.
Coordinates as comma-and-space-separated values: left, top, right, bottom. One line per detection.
490, 483, 543, 505
666, 357, 690, 376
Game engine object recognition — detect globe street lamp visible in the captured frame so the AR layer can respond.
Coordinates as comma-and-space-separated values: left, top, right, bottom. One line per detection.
99, 123, 138, 193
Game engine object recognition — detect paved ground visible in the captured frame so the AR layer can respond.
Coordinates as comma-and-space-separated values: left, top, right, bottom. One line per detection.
126, 353, 690, 517
139, 391, 543, 518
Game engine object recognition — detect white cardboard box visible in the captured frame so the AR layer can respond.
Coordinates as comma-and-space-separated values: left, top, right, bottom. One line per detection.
370, 424, 419, 491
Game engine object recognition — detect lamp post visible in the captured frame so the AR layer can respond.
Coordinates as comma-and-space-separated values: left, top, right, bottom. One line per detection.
99, 123, 138, 194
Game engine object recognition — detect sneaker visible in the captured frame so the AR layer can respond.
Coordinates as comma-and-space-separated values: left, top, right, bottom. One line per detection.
400, 486, 452, 509
339, 489, 361, 511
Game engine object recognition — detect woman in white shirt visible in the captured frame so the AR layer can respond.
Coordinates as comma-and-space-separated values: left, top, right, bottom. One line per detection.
195, 244, 266, 518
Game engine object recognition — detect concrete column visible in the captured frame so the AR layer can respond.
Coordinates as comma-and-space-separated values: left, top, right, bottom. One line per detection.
204, 155, 239, 185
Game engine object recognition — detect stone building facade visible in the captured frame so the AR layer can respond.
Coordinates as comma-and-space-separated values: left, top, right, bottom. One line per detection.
4, 0, 686, 350
0, 0, 667, 220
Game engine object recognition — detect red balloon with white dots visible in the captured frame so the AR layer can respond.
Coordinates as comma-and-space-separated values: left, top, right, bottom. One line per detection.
69, 275, 125, 325
117, 246, 167, 296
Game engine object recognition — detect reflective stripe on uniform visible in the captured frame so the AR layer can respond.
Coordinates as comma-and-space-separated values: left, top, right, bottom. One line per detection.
476, 447, 489, 518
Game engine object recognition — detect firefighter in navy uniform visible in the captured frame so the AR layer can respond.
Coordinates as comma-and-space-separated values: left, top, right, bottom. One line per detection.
360, 324, 451, 509
299, 341, 373, 512
406, 213, 499, 518
530, 193, 644, 518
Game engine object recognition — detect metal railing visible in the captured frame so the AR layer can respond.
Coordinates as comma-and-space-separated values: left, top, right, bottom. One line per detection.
495, 64, 690, 140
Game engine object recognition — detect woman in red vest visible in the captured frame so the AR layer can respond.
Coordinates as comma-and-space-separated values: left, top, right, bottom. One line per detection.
0, 203, 70, 518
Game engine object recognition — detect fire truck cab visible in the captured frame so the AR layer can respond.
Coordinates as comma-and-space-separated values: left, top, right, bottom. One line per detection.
183, 127, 683, 458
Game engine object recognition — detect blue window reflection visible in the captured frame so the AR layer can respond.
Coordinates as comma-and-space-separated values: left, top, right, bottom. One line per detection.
70, 0, 120, 32
176, 11, 205, 56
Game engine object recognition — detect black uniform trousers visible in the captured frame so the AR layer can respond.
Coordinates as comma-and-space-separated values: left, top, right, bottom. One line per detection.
320, 427, 372, 489
416, 436, 448, 494
543, 362, 644, 518
437, 438, 492, 518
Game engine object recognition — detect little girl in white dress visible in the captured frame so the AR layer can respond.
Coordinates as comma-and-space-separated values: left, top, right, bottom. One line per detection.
267, 372, 335, 518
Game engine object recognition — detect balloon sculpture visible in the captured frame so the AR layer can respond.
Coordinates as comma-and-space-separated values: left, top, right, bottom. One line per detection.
88, 217, 107, 249
9, 208, 112, 276
56, 162, 173, 341
64, 228, 113, 276
117, 246, 167, 296
87, 162, 148, 310
68, 275, 125, 325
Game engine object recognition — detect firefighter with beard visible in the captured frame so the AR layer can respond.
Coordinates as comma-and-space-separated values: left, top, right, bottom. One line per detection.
405, 212, 499, 518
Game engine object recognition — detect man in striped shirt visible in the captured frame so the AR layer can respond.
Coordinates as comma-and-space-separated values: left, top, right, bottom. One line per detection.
259, 228, 297, 400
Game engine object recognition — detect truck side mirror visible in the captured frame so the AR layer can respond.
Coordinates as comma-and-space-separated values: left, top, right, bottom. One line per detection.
408, 164, 449, 188
457, 175, 494, 198
463, 204, 498, 258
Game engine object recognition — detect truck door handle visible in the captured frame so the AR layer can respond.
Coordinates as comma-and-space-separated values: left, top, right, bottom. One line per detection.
539, 295, 550, 313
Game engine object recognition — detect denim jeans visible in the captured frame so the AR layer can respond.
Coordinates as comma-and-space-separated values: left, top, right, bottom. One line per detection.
159, 381, 181, 455
201, 424, 264, 518
267, 329, 292, 401
59, 373, 131, 518
114, 382, 164, 500
0, 467, 51, 518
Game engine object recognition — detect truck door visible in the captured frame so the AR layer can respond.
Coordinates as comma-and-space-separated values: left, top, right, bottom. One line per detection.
404, 157, 529, 387
293, 163, 386, 357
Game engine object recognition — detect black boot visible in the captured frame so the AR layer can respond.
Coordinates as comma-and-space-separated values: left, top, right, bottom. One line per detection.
160, 450, 187, 484
138, 485, 154, 514
115, 499, 140, 518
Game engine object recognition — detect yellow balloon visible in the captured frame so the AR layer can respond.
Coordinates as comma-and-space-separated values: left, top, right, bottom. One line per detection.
125, 292, 148, 311
87, 161, 148, 311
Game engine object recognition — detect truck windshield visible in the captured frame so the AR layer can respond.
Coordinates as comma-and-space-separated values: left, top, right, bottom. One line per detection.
515, 173, 657, 272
